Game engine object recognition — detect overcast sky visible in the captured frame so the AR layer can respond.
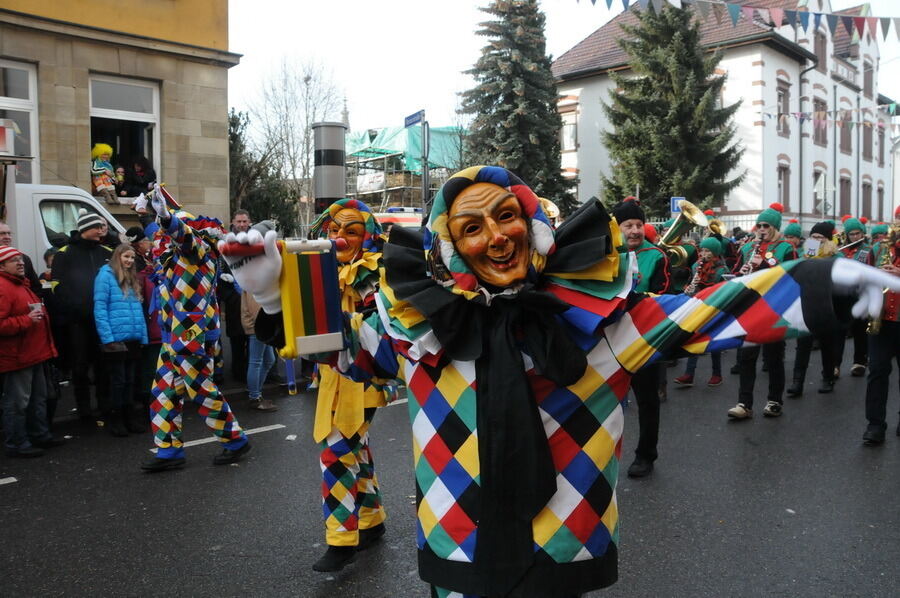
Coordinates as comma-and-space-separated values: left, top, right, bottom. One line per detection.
228, 0, 900, 131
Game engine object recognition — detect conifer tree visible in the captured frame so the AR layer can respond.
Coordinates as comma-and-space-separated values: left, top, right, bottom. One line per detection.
460, 0, 575, 214
602, 5, 744, 218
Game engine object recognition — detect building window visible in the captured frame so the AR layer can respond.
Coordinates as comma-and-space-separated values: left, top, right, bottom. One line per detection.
777, 165, 790, 211
839, 177, 851, 215
776, 82, 790, 136
863, 61, 873, 99
0, 59, 38, 183
862, 123, 872, 161
877, 186, 884, 221
813, 99, 827, 146
89, 75, 159, 179
877, 127, 885, 166
559, 108, 577, 152
861, 182, 872, 219
840, 111, 852, 154
814, 32, 827, 73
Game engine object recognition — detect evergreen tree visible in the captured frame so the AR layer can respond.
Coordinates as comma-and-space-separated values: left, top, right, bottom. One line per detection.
228, 109, 300, 236
460, 0, 575, 214
602, 6, 744, 218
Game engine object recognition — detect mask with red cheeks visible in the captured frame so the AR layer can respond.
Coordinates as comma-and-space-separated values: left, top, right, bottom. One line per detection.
447, 182, 531, 288
328, 208, 366, 264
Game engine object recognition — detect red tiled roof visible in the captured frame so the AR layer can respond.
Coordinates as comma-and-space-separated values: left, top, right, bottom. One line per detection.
831, 4, 866, 59
552, 0, 809, 80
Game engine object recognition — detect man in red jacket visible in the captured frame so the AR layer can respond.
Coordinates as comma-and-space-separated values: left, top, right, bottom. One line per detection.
0, 246, 65, 457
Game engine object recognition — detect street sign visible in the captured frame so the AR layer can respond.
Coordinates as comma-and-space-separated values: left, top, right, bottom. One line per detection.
670, 197, 685, 213
404, 110, 425, 128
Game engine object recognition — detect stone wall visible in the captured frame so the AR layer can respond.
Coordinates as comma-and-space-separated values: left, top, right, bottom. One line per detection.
0, 19, 234, 223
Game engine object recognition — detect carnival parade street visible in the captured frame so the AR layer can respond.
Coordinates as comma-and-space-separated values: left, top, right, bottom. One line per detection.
1, 342, 898, 598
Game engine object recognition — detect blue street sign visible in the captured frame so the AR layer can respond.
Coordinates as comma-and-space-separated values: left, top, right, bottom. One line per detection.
670, 197, 685, 213
404, 110, 425, 127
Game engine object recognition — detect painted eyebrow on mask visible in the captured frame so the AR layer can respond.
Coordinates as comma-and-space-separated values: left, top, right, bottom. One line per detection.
448, 193, 519, 222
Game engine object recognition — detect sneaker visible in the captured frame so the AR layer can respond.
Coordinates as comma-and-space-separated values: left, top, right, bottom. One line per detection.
862, 425, 886, 446
707, 375, 723, 387
727, 403, 752, 420
763, 401, 783, 417
248, 398, 261, 409
254, 399, 278, 412
31, 435, 66, 448
673, 374, 694, 387
850, 364, 866, 377
817, 379, 835, 394
212, 442, 252, 465
833, 367, 840, 379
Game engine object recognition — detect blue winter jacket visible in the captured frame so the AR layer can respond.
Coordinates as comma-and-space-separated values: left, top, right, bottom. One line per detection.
93, 265, 148, 345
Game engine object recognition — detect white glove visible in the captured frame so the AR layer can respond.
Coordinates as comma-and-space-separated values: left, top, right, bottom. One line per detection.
217, 229, 283, 314
149, 187, 169, 220
132, 193, 148, 214
831, 259, 900, 319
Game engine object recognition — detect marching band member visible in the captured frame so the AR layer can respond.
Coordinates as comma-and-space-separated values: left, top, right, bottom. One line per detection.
837, 216, 874, 378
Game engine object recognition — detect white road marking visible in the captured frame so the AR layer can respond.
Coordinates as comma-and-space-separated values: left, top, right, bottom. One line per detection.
0, 477, 18, 485
149, 423, 286, 453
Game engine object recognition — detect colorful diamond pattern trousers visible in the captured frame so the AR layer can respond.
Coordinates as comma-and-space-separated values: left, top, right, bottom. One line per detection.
320, 406, 385, 546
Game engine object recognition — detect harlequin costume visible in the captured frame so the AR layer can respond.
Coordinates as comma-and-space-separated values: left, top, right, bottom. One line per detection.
295, 166, 849, 597
143, 207, 249, 470
307, 199, 389, 569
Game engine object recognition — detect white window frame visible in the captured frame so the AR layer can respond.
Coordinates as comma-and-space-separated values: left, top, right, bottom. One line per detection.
88, 74, 160, 175
0, 58, 40, 184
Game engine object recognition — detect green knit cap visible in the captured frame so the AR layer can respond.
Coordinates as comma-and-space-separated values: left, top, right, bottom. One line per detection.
756, 202, 784, 230
842, 217, 865, 234
782, 220, 802, 238
663, 218, 675, 229
871, 223, 889, 236
700, 237, 723, 257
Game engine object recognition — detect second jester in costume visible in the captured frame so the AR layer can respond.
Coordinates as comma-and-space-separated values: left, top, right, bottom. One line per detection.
308, 200, 390, 571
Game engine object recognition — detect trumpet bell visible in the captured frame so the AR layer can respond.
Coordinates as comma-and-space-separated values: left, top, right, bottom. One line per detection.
659, 200, 708, 267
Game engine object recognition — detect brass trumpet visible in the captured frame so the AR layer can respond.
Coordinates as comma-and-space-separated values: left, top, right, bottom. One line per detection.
658, 200, 709, 267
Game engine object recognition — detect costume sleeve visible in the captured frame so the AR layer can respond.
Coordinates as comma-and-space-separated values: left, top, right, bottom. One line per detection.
604, 258, 846, 374
648, 253, 670, 294
93, 271, 113, 345
165, 216, 204, 259
332, 309, 402, 383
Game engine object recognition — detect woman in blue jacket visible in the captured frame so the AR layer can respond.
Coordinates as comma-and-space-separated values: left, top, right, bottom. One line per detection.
94, 243, 148, 436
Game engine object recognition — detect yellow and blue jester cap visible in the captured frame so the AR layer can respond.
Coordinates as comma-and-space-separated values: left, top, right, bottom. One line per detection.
309, 198, 383, 254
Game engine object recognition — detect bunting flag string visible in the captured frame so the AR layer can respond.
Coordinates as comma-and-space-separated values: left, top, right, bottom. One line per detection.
757, 102, 899, 120
617, 0, 900, 42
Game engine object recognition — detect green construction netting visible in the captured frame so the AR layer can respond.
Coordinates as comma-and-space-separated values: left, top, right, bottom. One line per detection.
346, 125, 465, 174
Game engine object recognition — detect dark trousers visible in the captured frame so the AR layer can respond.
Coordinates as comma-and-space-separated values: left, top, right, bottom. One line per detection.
738, 341, 785, 408
837, 318, 869, 368
864, 321, 900, 429
632, 361, 662, 462
68, 320, 108, 416
107, 356, 138, 411
228, 333, 248, 382
792, 333, 840, 382
132, 344, 161, 407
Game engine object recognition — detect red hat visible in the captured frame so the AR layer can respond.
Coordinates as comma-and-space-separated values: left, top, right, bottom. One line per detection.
0, 245, 23, 263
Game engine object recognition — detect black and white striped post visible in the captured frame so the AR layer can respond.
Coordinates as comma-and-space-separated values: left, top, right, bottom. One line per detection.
312, 121, 348, 215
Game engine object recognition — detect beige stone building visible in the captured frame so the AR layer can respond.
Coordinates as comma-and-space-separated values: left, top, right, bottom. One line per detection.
0, 0, 238, 224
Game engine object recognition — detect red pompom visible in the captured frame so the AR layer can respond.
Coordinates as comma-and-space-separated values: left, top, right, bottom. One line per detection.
896, 205, 900, 218
768, 202, 784, 213
841, 214, 852, 222
703, 209, 714, 216
789, 219, 798, 223
643, 222, 657, 243
623, 195, 639, 204
860, 217, 868, 224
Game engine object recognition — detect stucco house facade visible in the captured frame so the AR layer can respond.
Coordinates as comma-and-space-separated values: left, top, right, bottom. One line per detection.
552, 0, 895, 231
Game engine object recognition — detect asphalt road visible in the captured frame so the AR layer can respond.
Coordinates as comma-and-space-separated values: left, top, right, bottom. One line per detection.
1, 343, 898, 598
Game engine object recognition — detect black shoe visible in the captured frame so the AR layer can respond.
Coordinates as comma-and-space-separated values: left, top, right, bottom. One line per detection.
627, 458, 654, 478
5, 446, 45, 458
141, 456, 186, 472
817, 379, 835, 394
357, 523, 386, 551
212, 442, 252, 465
862, 426, 886, 446
786, 376, 804, 398
312, 545, 357, 572
32, 436, 66, 448
730, 364, 740, 375
107, 414, 129, 438
125, 409, 147, 434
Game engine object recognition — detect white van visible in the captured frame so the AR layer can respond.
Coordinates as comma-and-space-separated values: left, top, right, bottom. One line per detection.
2, 158, 125, 266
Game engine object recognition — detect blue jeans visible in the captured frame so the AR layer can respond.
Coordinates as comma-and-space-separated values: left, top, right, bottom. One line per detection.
2, 363, 51, 450
684, 351, 722, 376
246, 334, 275, 400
